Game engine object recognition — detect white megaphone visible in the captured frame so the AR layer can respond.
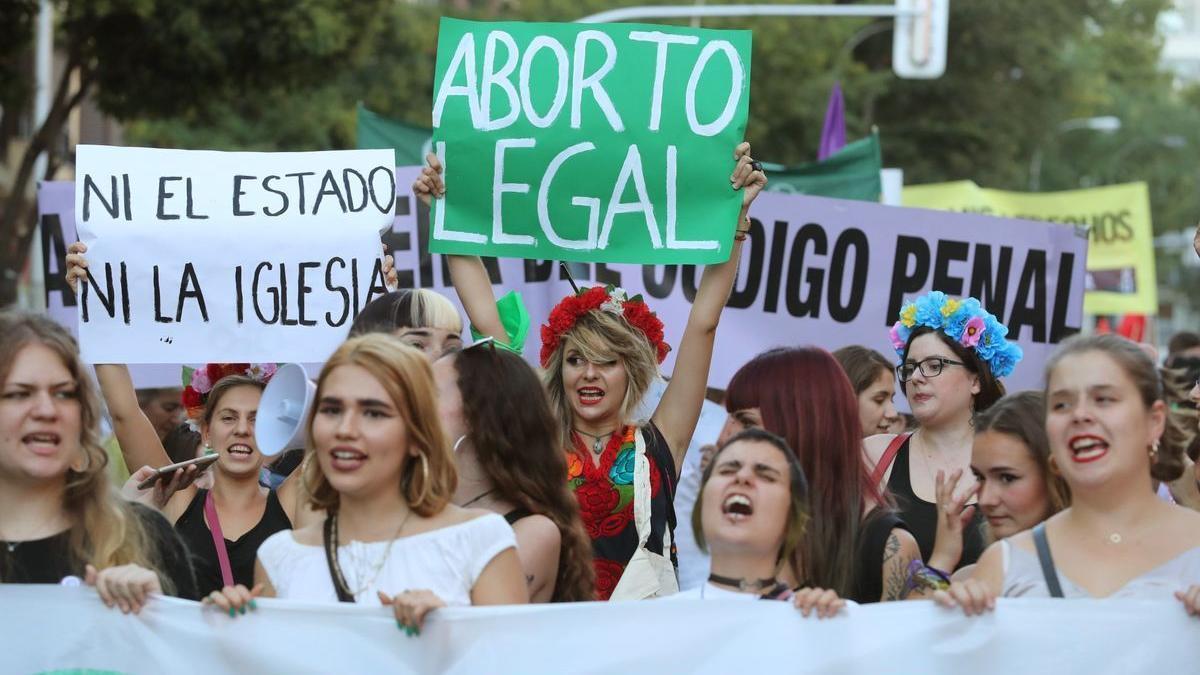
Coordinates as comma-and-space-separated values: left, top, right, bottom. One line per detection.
256, 363, 316, 457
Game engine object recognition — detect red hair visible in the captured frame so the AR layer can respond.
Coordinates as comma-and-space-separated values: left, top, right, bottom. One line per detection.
725, 347, 887, 595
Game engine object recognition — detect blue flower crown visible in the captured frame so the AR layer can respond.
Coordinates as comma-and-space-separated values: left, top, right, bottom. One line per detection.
889, 291, 1023, 378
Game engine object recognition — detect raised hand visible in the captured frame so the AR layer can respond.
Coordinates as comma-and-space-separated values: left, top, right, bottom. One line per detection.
732, 142, 768, 212
380, 242, 398, 291
926, 469, 980, 574
412, 153, 446, 208
65, 241, 88, 293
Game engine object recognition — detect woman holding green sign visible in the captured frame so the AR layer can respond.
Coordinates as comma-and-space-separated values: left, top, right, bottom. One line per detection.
415, 143, 766, 600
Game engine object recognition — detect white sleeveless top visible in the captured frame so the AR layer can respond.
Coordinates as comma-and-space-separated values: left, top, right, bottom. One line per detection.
258, 513, 516, 606
1001, 539, 1200, 599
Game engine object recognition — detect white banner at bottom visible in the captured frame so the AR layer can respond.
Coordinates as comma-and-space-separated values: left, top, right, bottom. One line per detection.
4, 586, 1199, 674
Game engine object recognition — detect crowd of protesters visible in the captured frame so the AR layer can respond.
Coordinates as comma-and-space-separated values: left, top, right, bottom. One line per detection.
3, 147, 1200, 635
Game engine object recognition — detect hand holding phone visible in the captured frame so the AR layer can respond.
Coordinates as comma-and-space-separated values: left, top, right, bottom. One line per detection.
136, 454, 220, 491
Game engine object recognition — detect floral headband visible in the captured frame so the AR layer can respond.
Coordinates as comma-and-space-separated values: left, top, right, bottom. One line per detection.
181, 363, 277, 422
539, 285, 669, 368
889, 291, 1023, 378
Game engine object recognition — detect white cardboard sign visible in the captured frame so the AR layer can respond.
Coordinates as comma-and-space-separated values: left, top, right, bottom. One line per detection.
74, 145, 396, 363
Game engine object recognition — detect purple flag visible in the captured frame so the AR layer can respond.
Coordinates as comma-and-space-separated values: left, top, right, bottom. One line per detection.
818, 82, 846, 161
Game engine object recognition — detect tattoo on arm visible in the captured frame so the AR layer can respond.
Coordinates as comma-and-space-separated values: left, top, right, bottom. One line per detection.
881, 532, 916, 602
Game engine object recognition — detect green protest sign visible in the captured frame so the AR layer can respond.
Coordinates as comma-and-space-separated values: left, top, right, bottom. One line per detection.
429, 18, 752, 264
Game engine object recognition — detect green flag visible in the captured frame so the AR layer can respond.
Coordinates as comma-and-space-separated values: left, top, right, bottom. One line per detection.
356, 103, 432, 166
427, 18, 753, 265
762, 133, 882, 202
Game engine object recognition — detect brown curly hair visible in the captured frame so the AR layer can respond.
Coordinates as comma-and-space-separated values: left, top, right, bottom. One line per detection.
451, 346, 595, 602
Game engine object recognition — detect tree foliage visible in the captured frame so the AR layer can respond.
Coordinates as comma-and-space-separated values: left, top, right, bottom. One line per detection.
0, 0, 389, 306
8, 0, 1198, 311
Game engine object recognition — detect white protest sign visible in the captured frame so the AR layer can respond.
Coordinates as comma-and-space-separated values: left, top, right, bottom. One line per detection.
74, 146, 396, 363
5, 586, 1199, 674
385, 168, 1088, 394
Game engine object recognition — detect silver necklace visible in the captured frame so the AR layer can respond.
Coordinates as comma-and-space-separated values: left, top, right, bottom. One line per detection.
334, 511, 411, 597
574, 428, 616, 455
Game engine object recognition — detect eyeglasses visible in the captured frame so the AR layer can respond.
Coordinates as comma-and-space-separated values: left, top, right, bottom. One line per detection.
896, 357, 968, 383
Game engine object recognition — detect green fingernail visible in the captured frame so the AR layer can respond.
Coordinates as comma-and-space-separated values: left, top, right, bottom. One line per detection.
228, 607, 236, 617
238, 606, 246, 615
414, 627, 421, 637
249, 600, 257, 611
396, 619, 404, 631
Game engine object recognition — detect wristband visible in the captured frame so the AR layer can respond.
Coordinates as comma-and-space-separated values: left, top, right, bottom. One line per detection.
904, 559, 951, 595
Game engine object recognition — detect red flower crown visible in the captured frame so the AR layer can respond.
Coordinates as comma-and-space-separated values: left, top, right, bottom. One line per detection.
181, 363, 277, 422
539, 285, 669, 367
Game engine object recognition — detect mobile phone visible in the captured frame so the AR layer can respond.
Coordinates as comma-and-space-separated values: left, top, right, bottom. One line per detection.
136, 454, 220, 490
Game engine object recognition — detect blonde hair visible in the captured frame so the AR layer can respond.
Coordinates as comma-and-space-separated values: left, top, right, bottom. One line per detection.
0, 312, 173, 591
542, 310, 659, 447
348, 289, 463, 337
301, 334, 456, 516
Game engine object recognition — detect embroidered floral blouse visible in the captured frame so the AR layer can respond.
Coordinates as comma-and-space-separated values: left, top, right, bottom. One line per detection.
568, 423, 678, 600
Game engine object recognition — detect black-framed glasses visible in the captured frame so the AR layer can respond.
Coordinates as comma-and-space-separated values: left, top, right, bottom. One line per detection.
896, 357, 967, 383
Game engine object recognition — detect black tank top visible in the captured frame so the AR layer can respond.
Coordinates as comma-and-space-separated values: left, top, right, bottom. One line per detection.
849, 510, 910, 604
175, 488, 292, 595
504, 508, 534, 525
885, 438, 986, 569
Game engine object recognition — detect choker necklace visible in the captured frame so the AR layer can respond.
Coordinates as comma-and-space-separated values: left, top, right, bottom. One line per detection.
574, 428, 616, 455
708, 572, 780, 593
461, 489, 496, 508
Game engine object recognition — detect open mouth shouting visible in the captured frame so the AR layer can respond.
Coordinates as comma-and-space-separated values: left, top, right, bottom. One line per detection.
1068, 434, 1109, 464
22, 430, 62, 456
722, 493, 755, 522
329, 446, 367, 471
577, 386, 606, 407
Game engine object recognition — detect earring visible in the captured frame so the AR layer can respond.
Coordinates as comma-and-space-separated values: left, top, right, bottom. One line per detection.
409, 453, 432, 506
70, 447, 92, 474
1150, 441, 1160, 458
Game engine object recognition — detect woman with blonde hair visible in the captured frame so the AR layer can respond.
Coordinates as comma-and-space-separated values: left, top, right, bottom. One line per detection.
207, 335, 527, 633
415, 144, 766, 600
0, 312, 196, 611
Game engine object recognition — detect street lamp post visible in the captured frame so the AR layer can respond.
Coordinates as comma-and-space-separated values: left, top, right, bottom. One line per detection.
1028, 116, 1122, 191
1105, 135, 1188, 184
577, 1, 950, 79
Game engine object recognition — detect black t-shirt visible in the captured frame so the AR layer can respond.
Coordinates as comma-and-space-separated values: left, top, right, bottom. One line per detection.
0, 503, 199, 600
